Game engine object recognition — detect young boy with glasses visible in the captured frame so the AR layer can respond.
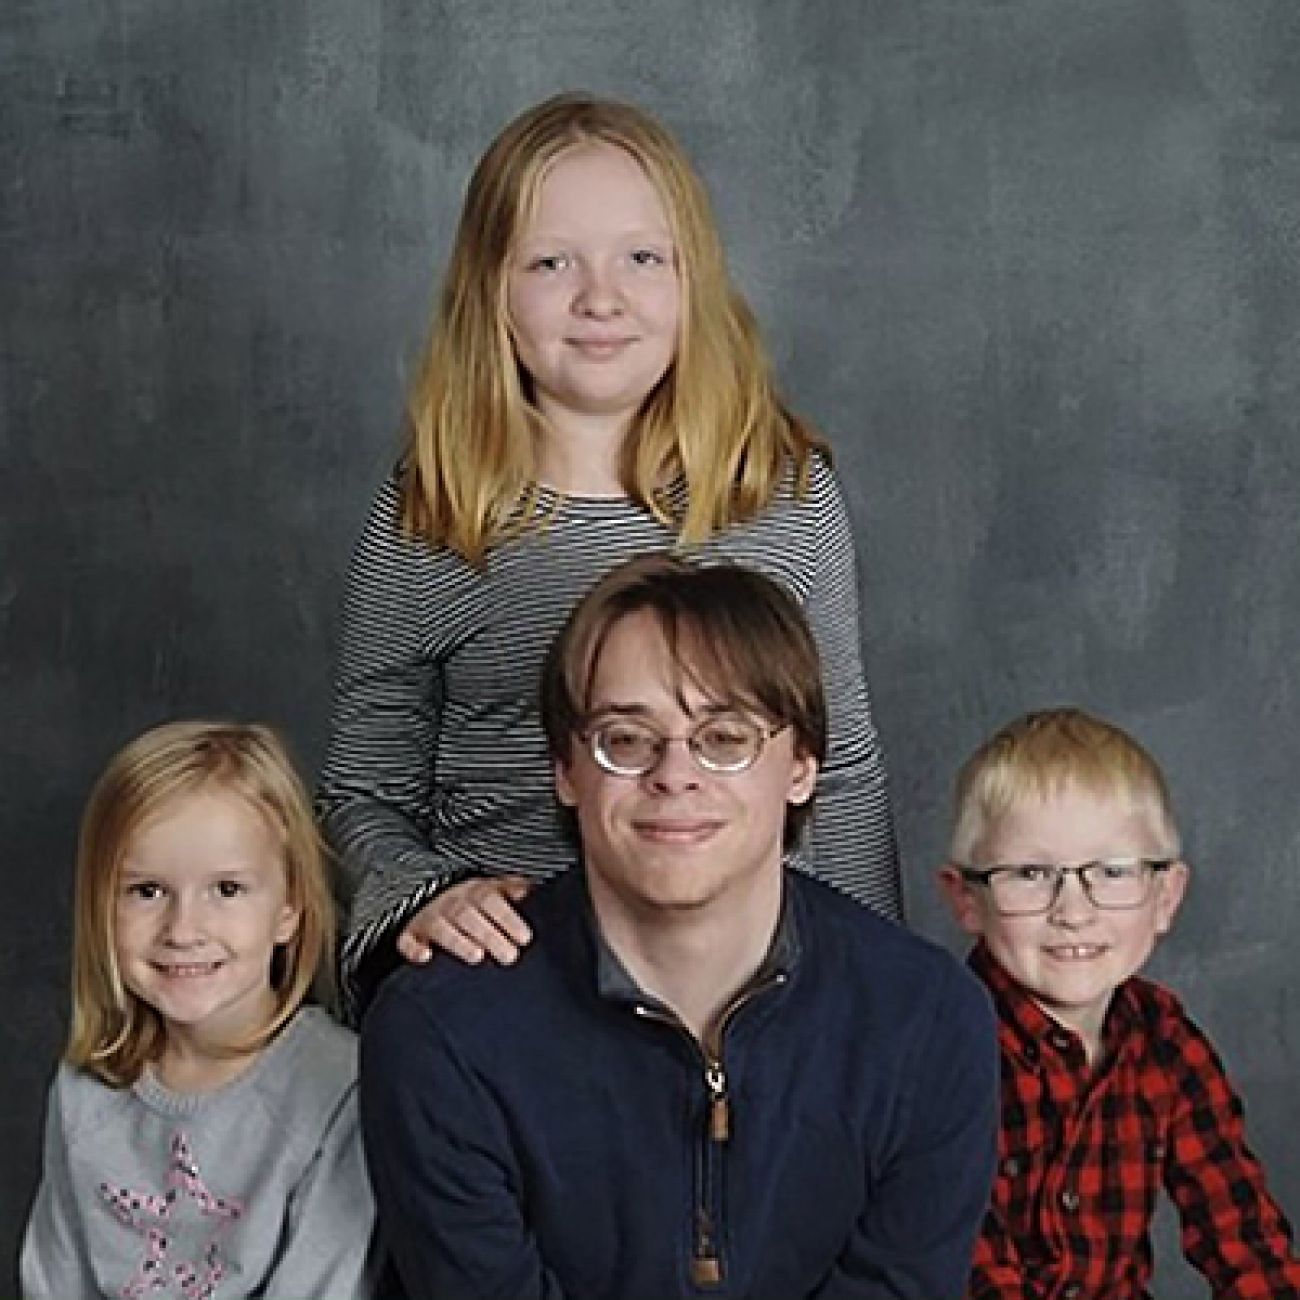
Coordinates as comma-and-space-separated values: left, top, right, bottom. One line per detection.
939, 707, 1300, 1298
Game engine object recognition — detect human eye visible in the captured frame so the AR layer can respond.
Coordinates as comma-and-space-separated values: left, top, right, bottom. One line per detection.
526, 252, 570, 273
1092, 859, 1144, 882
597, 720, 657, 768
1002, 864, 1055, 885
123, 879, 163, 902
630, 247, 667, 267
696, 716, 759, 765
215, 879, 247, 900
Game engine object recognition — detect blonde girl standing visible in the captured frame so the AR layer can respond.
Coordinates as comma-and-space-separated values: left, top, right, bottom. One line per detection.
21, 722, 375, 1300
318, 93, 902, 1011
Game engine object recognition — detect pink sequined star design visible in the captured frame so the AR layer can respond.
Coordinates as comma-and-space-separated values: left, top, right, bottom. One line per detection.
100, 1130, 244, 1300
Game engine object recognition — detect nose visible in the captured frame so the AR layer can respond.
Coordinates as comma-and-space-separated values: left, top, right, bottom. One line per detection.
1047, 870, 1096, 927
162, 893, 205, 947
574, 261, 624, 318
644, 737, 703, 794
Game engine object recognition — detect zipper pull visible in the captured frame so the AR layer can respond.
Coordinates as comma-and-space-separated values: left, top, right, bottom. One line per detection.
705, 1062, 730, 1143
692, 1209, 723, 1287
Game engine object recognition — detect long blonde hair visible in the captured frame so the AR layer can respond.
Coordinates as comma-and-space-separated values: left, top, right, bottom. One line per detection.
67, 721, 336, 1088
402, 91, 824, 565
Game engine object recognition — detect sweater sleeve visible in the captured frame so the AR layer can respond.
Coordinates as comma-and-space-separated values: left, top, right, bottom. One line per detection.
316, 476, 470, 1006
359, 977, 569, 1300
808, 957, 999, 1299
20, 1068, 93, 1300
258, 1084, 379, 1300
792, 462, 902, 921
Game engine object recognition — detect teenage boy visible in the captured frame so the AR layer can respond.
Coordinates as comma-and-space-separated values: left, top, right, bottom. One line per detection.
939, 706, 1300, 1298
361, 554, 998, 1299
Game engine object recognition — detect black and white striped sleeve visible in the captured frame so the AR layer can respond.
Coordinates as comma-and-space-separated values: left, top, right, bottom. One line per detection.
791, 462, 902, 920
315, 478, 460, 999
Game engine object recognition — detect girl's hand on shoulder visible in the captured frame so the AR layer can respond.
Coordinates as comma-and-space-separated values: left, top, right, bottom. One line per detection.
398, 876, 534, 967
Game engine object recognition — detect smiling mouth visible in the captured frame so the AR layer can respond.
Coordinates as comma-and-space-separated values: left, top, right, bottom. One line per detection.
152, 961, 223, 978
633, 819, 722, 844
1043, 945, 1107, 961
568, 338, 635, 356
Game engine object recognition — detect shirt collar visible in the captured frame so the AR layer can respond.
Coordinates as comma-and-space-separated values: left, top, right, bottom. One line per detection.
589, 875, 800, 1011
968, 941, 1141, 1068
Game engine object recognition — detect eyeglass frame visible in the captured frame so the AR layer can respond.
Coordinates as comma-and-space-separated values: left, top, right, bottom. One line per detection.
956, 858, 1176, 916
577, 712, 786, 778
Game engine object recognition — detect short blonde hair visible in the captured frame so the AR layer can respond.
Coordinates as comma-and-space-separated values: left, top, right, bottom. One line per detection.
950, 707, 1180, 864
401, 91, 824, 565
68, 721, 336, 1088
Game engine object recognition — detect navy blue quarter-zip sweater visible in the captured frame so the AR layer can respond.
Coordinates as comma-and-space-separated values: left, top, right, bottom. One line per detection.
360, 869, 997, 1300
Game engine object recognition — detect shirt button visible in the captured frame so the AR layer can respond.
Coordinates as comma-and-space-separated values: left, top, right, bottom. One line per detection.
1001, 1156, 1023, 1178
1060, 1189, 1080, 1211
1048, 1030, 1073, 1052
1023, 1043, 1040, 1064
1062, 1284, 1082, 1299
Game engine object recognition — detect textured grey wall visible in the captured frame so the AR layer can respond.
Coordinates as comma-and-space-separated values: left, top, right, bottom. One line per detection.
4, 1, 1298, 1293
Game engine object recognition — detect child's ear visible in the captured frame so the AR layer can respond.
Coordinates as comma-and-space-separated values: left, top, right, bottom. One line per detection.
937, 865, 987, 937
275, 903, 302, 947
1153, 860, 1189, 935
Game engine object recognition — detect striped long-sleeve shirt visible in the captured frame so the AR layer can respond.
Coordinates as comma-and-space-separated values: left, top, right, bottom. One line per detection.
318, 454, 900, 1004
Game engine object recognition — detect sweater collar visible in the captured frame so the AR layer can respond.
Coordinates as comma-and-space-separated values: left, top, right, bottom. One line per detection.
587, 874, 800, 1014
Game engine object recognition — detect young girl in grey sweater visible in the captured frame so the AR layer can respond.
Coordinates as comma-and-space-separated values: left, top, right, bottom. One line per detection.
21, 721, 376, 1300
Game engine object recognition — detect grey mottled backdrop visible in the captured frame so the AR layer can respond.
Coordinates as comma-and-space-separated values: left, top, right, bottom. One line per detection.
3, 1, 1298, 1293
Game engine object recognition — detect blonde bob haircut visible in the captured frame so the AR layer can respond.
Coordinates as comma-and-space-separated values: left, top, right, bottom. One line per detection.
949, 707, 1181, 866
401, 91, 824, 565
67, 720, 336, 1088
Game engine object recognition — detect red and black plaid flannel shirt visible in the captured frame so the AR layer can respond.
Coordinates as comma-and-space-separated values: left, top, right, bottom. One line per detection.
968, 942, 1300, 1299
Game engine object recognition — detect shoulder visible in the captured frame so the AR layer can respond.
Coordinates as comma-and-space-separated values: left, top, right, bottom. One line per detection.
364, 877, 586, 1063
366, 930, 564, 1045
251, 1009, 358, 1128
1124, 975, 1204, 1049
705, 454, 857, 594
1125, 976, 1230, 1071
806, 448, 841, 495
42, 1060, 128, 1140
348, 469, 479, 585
762, 448, 845, 515
790, 875, 990, 1026
281, 1005, 359, 1074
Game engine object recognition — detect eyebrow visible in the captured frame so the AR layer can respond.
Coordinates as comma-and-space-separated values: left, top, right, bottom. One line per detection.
585, 700, 738, 722
515, 227, 674, 247
118, 864, 260, 882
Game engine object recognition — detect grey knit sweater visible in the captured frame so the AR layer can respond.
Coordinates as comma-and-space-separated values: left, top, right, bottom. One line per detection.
21, 1007, 375, 1300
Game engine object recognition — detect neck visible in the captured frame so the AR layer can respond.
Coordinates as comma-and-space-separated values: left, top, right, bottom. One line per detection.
590, 871, 783, 1046
154, 1033, 263, 1094
536, 410, 631, 496
1033, 996, 1108, 1068
153, 989, 280, 1093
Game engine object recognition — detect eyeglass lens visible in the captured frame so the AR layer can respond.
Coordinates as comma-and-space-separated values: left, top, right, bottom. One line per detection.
592, 715, 764, 775
989, 861, 1157, 914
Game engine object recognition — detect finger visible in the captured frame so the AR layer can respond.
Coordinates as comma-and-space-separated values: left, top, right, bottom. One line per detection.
476, 889, 534, 950
498, 875, 534, 903
411, 917, 484, 966
395, 927, 434, 963
452, 907, 525, 966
